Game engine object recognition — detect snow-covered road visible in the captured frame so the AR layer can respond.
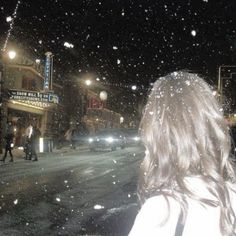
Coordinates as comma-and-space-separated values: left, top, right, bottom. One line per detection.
0, 146, 144, 236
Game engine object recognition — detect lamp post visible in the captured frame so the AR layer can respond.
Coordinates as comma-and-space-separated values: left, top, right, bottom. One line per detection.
218, 65, 236, 104
0, 62, 3, 154
0, 50, 16, 153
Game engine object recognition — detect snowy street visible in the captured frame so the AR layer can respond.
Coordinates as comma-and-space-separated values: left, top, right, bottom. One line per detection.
0, 146, 144, 236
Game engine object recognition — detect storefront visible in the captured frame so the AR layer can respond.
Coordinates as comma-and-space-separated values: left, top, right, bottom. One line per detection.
5, 90, 58, 146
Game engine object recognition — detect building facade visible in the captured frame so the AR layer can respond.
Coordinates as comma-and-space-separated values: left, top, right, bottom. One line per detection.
0, 51, 63, 148
63, 78, 124, 135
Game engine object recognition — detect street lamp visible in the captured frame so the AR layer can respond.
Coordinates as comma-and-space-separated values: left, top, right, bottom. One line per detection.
0, 49, 17, 153
8, 50, 16, 60
85, 79, 92, 86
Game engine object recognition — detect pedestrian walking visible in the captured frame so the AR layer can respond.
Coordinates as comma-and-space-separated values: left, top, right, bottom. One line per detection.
64, 128, 72, 147
71, 129, 77, 149
0, 133, 14, 162
23, 137, 32, 160
129, 71, 236, 236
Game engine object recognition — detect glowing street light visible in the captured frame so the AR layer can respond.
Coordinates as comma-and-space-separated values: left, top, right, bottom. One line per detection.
8, 50, 16, 60
85, 79, 92, 86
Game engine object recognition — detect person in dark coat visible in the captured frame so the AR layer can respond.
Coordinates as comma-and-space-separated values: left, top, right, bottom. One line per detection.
24, 137, 32, 160
71, 129, 77, 149
29, 126, 41, 161
0, 133, 14, 162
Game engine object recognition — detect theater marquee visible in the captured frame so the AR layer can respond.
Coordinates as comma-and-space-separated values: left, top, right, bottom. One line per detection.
9, 89, 59, 104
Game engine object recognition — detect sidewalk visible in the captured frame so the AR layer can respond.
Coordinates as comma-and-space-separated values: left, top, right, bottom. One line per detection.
0, 144, 89, 160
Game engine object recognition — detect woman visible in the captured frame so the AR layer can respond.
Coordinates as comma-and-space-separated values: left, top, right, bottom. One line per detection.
129, 71, 236, 236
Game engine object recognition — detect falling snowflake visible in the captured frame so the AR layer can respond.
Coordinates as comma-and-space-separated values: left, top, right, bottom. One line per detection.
117, 59, 121, 64
94, 204, 104, 209
64, 42, 74, 48
113, 46, 118, 50
191, 30, 197, 37
212, 91, 217, 96
185, 80, 191, 86
6, 16, 13, 22
14, 199, 18, 205
56, 197, 61, 202
121, 9, 125, 16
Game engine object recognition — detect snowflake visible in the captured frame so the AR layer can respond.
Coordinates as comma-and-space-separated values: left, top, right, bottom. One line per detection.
56, 197, 61, 202
94, 204, 104, 209
14, 199, 18, 205
191, 30, 197, 37
6, 16, 13, 22
64, 42, 74, 48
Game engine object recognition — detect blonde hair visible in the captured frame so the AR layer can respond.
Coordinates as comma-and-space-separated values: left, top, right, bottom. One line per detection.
139, 71, 236, 235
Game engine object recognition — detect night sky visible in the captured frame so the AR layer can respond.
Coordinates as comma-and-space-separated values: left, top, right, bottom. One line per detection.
1, 0, 236, 114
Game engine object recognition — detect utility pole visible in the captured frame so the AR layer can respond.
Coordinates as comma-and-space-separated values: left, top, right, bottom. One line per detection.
218, 65, 236, 105
0, 59, 4, 154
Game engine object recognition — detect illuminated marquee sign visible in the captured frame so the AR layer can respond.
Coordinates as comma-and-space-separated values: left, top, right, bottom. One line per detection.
9, 90, 59, 104
44, 52, 53, 90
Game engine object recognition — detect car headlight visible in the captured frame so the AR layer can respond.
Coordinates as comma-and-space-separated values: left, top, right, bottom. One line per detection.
105, 137, 114, 143
133, 136, 140, 141
88, 138, 94, 143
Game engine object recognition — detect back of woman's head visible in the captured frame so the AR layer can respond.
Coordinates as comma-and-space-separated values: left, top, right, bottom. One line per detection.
139, 71, 235, 199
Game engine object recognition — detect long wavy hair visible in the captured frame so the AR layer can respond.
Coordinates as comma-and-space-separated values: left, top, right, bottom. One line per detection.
139, 71, 236, 235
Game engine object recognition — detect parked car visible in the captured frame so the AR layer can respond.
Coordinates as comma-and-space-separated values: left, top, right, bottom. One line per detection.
122, 128, 141, 146
88, 129, 127, 151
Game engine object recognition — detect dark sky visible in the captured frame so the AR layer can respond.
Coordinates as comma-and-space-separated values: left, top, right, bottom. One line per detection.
1, 0, 236, 113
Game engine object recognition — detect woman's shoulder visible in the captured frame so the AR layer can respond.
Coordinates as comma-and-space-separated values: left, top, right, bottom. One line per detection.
139, 195, 181, 221
128, 195, 181, 236
143, 194, 178, 208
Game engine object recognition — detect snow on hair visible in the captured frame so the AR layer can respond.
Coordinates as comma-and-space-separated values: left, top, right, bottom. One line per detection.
138, 71, 236, 235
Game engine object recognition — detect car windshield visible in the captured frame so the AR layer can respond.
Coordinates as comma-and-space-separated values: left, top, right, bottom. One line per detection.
0, 0, 236, 235
124, 129, 138, 136
96, 129, 120, 136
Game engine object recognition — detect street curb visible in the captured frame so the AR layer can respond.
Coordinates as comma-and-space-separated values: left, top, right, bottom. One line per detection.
0, 145, 89, 159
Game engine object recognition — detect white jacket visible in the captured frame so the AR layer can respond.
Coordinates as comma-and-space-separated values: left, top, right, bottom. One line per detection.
129, 178, 236, 236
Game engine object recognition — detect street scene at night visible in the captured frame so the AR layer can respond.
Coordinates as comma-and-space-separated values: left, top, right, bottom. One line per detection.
1, 0, 236, 235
